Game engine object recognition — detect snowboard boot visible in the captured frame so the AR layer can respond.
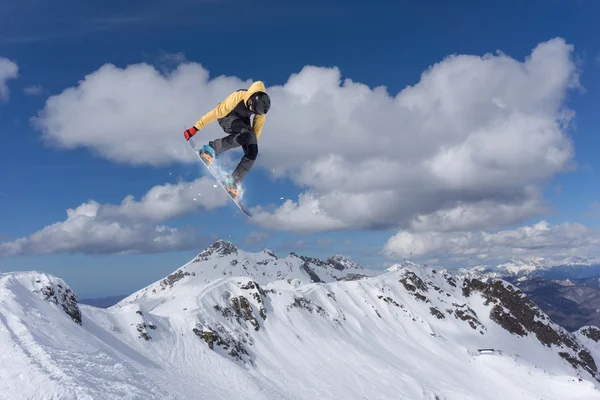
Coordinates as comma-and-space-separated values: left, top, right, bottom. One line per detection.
198, 144, 216, 165
222, 175, 240, 199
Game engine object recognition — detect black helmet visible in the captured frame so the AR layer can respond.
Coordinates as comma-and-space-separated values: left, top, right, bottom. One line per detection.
249, 91, 270, 115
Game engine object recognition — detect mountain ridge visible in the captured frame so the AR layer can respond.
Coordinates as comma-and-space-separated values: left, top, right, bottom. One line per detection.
460, 256, 600, 280
114, 239, 380, 309
1, 240, 600, 399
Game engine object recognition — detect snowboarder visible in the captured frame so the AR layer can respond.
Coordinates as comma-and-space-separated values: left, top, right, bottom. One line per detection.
183, 81, 271, 198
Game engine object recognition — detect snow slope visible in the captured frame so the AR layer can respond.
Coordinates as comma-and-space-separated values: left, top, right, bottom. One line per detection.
0, 272, 170, 399
2, 241, 600, 400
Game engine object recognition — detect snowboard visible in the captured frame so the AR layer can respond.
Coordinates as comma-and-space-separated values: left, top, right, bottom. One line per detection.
188, 140, 252, 217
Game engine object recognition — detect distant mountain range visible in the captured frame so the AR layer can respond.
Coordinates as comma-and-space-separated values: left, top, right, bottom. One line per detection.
460, 256, 600, 280
459, 257, 600, 332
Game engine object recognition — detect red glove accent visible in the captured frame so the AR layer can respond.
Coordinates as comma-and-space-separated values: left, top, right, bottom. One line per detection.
184, 126, 198, 140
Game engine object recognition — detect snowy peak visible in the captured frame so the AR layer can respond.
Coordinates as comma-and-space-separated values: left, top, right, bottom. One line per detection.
0, 271, 81, 325
385, 260, 421, 272
460, 255, 600, 281
458, 258, 550, 280
115, 241, 381, 308
560, 256, 599, 267
194, 239, 239, 260
495, 257, 551, 275
324, 255, 362, 271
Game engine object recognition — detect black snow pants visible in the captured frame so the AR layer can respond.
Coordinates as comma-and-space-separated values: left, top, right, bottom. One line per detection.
209, 114, 258, 184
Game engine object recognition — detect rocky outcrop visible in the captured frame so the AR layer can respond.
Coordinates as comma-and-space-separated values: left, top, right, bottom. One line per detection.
299, 262, 323, 283
288, 296, 327, 317
399, 271, 430, 303
429, 307, 445, 319
326, 255, 363, 271
136, 322, 157, 341
35, 279, 82, 325
194, 240, 238, 262
196, 279, 269, 363
192, 324, 251, 362
159, 270, 196, 290
580, 326, 600, 343
449, 303, 485, 334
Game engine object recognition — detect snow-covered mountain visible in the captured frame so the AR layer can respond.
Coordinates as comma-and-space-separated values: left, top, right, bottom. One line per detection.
459, 257, 552, 279
563, 256, 600, 267
116, 240, 380, 308
2, 240, 600, 399
460, 256, 600, 281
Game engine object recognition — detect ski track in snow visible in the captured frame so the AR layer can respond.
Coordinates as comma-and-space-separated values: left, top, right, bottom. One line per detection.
1, 243, 600, 399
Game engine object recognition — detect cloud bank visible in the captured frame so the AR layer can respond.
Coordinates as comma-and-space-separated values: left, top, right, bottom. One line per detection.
383, 220, 600, 265
0, 178, 229, 256
31, 38, 582, 241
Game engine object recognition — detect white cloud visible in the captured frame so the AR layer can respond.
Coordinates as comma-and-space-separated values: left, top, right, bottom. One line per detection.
250, 193, 351, 234
24, 85, 43, 96
0, 57, 18, 102
98, 176, 228, 223
32, 62, 247, 166
383, 220, 600, 265
0, 177, 229, 257
32, 38, 581, 234
408, 188, 548, 233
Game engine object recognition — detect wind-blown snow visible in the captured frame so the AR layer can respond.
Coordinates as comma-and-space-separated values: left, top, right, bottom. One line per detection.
1, 241, 599, 399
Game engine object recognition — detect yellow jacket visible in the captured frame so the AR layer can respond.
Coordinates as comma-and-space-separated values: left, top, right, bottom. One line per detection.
193, 81, 267, 140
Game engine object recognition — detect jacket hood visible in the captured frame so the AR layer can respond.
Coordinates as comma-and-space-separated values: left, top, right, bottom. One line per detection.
243, 81, 266, 104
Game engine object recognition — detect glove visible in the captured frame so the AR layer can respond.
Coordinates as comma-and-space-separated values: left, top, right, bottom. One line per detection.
184, 126, 198, 140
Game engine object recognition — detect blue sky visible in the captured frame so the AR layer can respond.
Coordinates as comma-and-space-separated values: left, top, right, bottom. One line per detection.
1, 0, 600, 298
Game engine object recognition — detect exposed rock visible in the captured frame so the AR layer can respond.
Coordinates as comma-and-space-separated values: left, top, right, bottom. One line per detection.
463, 277, 598, 379
400, 271, 429, 293
451, 303, 485, 333
231, 295, 260, 331
288, 296, 326, 317
299, 262, 323, 283
429, 307, 445, 319
160, 270, 196, 290
294, 254, 327, 269
378, 295, 401, 307
397, 270, 431, 303
194, 240, 238, 262
264, 249, 277, 258
192, 324, 250, 363
580, 326, 600, 342
136, 323, 156, 341
239, 280, 267, 320
36, 283, 82, 325
326, 255, 362, 271
339, 274, 368, 281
